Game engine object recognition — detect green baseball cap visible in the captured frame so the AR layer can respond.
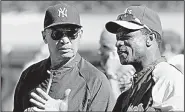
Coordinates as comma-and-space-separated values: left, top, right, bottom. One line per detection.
106, 5, 162, 36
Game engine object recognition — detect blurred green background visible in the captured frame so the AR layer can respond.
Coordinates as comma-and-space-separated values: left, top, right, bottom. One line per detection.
1, 1, 184, 111
2, 1, 184, 13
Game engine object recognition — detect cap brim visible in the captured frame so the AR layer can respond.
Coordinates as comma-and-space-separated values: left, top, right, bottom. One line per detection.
45, 22, 82, 29
105, 21, 144, 34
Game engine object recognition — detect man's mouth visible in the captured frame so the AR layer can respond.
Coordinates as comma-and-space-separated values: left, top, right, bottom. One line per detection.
117, 49, 128, 59
57, 47, 71, 52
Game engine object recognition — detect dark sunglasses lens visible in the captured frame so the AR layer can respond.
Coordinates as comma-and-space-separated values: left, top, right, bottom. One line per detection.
51, 31, 64, 40
67, 31, 78, 39
51, 30, 78, 40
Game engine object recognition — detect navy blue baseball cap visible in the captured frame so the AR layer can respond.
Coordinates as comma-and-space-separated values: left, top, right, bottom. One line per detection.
106, 5, 162, 36
44, 3, 82, 29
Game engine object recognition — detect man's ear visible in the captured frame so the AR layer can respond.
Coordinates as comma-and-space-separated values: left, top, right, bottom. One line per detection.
42, 31, 47, 44
146, 33, 155, 47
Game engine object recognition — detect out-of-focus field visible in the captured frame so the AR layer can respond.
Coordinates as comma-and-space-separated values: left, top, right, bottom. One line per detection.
1, 13, 184, 111
2, 12, 184, 67
2, 13, 184, 48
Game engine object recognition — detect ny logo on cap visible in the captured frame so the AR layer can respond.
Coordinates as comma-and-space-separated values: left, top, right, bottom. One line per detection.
58, 7, 67, 18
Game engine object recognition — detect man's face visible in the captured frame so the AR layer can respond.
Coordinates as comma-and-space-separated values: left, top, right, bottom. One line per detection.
116, 28, 147, 65
43, 26, 82, 60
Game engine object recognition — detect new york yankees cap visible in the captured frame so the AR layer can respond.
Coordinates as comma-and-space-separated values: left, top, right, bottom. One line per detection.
105, 5, 162, 36
44, 3, 82, 29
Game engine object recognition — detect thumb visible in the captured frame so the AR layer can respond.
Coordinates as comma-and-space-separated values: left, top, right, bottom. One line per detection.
63, 89, 71, 102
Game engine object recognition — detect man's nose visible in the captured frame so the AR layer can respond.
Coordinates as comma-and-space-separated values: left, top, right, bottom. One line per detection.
59, 36, 70, 44
116, 40, 125, 48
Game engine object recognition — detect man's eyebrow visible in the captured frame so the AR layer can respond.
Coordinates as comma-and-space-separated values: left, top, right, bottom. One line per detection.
117, 32, 130, 37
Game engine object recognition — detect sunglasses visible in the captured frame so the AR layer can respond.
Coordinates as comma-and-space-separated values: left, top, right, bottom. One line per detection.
50, 28, 80, 40
117, 13, 152, 33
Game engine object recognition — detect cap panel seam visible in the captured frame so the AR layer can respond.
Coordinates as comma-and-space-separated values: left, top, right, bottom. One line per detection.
141, 6, 146, 23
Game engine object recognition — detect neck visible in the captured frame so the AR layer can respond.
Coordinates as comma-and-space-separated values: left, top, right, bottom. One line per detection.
133, 48, 161, 73
142, 48, 161, 69
50, 56, 71, 69
132, 62, 143, 73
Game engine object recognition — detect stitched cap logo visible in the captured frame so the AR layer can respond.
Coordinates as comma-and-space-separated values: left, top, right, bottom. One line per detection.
58, 7, 67, 18
124, 8, 132, 14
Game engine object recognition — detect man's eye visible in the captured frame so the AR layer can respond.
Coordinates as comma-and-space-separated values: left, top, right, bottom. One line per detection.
116, 34, 131, 41
116, 32, 125, 38
116, 35, 125, 40
116, 35, 121, 40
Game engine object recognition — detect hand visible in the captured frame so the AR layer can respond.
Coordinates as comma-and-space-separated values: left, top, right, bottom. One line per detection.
104, 51, 121, 78
29, 88, 71, 111
127, 103, 144, 111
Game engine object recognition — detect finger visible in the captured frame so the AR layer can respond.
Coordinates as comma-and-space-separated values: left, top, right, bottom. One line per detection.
127, 65, 136, 72
128, 70, 136, 76
63, 89, 71, 101
30, 98, 45, 109
47, 70, 51, 75
30, 92, 46, 104
24, 107, 34, 112
131, 67, 136, 73
36, 88, 50, 100
134, 73, 138, 77
32, 107, 45, 111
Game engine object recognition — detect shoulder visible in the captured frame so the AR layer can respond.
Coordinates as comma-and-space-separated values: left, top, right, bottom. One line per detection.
78, 57, 111, 92
168, 54, 184, 74
153, 61, 183, 82
78, 57, 107, 81
151, 62, 184, 111
168, 54, 184, 64
152, 61, 183, 95
20, 58, 49, 82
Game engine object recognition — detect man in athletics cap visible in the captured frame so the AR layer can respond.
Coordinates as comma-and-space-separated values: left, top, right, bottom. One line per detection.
105, 5, 184, 111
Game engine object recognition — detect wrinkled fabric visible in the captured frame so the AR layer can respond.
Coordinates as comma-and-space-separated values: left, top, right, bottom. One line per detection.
152, 61, 184, 111
13, 53, 115, 112
113, 57, 182, 112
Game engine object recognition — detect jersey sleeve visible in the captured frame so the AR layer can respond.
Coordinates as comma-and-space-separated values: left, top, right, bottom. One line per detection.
152, 63, 184, 111
13, 70, 28, 112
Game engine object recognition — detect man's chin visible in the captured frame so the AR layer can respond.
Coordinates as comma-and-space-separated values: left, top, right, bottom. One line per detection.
121, 61, 129, 65
60, 52, 75, 59
120, 57, 129, 65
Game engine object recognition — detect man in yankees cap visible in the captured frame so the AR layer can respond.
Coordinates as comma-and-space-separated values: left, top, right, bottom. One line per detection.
13, 2, 115, 112
105, 5, 184, 111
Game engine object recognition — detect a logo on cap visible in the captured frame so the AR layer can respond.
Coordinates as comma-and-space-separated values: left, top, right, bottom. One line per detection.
124, 8, 132, 14
58, 7, 67, 18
